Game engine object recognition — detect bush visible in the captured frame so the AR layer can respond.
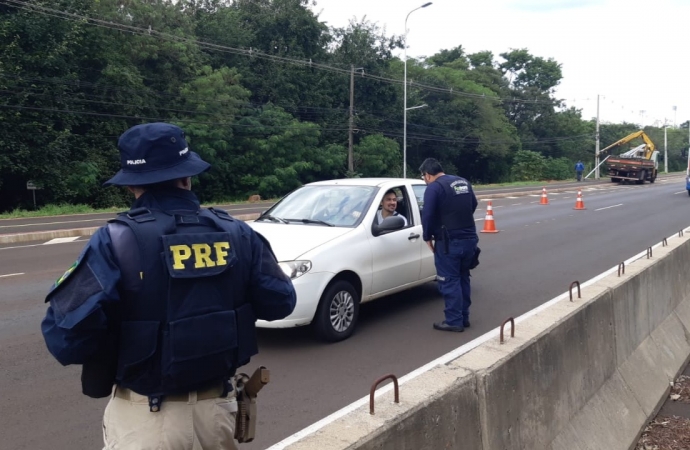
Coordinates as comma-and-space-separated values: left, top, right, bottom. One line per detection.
511, 150, 546, 181
543, 157, 573, 180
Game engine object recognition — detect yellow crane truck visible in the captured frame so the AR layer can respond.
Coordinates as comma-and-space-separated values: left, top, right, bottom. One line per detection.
599, 131, 659, 184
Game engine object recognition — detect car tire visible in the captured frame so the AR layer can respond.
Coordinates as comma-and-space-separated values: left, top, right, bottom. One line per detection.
313, 280, 360, 342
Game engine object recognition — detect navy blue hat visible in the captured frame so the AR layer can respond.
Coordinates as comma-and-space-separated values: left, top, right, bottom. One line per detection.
104, 122, 211, 187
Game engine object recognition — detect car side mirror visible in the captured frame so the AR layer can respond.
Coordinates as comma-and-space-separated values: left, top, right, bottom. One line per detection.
373, 215, 405, 236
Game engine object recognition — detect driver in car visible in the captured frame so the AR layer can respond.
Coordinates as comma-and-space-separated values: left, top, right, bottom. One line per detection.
375, 189, 408, 226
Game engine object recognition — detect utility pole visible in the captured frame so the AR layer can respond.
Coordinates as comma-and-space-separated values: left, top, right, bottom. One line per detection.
595, 94, 600, 179
348, 66, 364, 174
664, 124, 668, 174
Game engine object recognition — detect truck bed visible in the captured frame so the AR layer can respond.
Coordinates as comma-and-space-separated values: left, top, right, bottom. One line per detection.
606, 157, 655, 168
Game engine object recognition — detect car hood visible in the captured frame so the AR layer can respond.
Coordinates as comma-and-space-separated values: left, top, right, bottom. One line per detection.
247, 222, 354, 261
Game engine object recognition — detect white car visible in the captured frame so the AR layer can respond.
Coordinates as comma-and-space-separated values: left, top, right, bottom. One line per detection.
248, 178, 437, 341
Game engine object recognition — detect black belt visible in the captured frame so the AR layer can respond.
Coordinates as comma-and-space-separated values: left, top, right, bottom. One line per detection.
114, 382, 226, 402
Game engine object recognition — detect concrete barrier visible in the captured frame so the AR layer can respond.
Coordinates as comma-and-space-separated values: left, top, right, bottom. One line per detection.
273, 229, 690, 450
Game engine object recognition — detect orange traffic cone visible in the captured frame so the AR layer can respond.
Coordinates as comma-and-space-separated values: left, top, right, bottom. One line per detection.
480, 200, 500, 233
539, 187, 549, 205
573, 190, 586, 210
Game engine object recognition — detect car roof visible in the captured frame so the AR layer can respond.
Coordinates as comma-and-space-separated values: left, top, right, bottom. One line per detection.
305, 177, 426, 187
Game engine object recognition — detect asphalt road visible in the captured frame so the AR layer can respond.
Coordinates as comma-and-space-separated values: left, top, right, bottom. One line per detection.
1, 175, 689, 450
0, 176, 652, 236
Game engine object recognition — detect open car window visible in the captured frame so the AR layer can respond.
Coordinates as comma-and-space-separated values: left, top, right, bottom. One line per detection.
372, 185, 413, 232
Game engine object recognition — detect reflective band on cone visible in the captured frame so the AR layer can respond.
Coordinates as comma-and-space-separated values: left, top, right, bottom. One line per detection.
540, 187, 549, 205
480, 200, 500, 233
573, 190, 586, 210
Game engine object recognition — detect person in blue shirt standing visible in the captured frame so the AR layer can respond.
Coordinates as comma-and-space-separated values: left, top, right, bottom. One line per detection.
41, 122, 296, 449
575, 160, 585, 181
419, 158, 478, 332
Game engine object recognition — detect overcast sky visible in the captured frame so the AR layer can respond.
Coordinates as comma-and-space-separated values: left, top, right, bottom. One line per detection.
309, 0, 689, 128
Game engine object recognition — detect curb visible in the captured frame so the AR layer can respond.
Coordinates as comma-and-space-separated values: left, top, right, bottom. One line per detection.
0, 213, 262, 245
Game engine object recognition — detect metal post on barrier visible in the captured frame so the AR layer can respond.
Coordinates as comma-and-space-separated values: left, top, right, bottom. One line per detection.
618, 262, 625, 277
569, 281, 581, 301
499, 317, 515, 344
369, 374, 399, 415
647, 247, 653, 259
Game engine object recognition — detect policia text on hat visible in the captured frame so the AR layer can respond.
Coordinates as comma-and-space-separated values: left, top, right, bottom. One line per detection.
41, 122, 297, 449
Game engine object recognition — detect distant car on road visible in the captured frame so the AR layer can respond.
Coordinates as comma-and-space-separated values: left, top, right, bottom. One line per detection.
248, 178, 436, 341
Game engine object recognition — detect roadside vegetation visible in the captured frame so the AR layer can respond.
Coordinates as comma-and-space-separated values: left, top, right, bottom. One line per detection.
2, 0, 688, 214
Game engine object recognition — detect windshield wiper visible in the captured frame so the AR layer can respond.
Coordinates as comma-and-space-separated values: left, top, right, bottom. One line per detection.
294, 218, 335, 227
257, 214, 288, 224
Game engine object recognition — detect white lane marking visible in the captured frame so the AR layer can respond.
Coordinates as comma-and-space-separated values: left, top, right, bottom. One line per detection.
0, 273, 24, 278
528, 194, 540, 197
506, 196, 519, 199
511, 203, 523, 206
595, 204, 623, 211
266, 226, 690, 450
674, 191, 687, 195
0, 240, 84, 251
43, 237, 81, 245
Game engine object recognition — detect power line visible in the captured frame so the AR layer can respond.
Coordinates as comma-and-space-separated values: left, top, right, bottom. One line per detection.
2, 0, 560, 106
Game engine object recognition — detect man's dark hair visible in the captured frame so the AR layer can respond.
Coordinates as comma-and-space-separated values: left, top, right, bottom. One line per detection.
419, 158, 444, 176
384, 188, 397, 198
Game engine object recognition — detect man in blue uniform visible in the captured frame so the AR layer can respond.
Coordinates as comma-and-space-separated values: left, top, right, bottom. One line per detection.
575, 160, 585, 181
419, 158, 478, 332
41, 122, 296, 449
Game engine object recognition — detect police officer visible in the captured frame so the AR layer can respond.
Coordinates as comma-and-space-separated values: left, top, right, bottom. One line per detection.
419, 158, 478, 332
41, 122, 297, 449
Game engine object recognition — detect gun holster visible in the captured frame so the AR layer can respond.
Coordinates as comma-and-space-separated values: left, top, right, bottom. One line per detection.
233, 366, 270, 443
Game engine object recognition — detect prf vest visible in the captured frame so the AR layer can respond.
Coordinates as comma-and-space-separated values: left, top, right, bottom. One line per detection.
435, 176, 476, 238
107, 207, 258, 396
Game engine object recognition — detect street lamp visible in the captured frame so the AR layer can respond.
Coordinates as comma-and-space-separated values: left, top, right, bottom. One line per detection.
403, 2, 432, 179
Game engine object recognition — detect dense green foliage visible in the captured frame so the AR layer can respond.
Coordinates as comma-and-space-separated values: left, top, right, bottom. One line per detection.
0, 0, 686, 211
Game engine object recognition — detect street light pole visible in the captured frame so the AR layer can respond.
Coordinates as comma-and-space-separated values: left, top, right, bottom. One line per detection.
664, 124, 669, 174
403, 2, 432, 179
595, 94, 600, 179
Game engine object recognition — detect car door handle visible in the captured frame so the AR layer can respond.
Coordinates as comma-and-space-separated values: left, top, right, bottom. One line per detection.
408, 233, 420, 240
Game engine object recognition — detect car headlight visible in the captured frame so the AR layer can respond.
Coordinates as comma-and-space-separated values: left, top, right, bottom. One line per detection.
279, 260, 312, 279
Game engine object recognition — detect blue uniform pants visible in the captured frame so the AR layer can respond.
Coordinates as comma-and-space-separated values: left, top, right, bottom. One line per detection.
434, 237, 478, 327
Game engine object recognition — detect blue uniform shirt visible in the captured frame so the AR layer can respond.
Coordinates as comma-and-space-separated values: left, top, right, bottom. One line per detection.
41, 189, 296, 367
422, 175, 478, 242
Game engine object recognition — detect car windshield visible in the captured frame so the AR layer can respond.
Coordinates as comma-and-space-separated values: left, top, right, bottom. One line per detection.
263, 185, 376, 227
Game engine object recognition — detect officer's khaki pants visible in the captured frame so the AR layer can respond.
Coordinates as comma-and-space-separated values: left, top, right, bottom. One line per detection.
102, 387, 239, 450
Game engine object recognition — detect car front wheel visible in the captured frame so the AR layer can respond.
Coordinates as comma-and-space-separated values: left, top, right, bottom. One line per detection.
313, 280, 360, 342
